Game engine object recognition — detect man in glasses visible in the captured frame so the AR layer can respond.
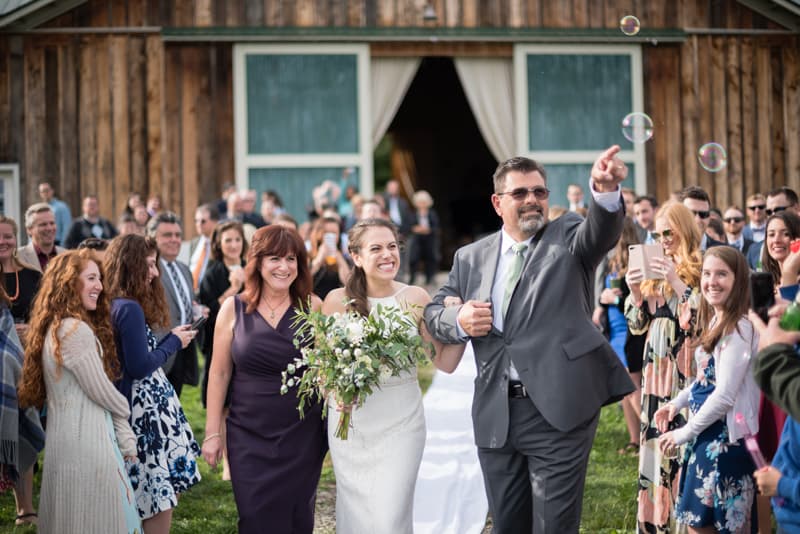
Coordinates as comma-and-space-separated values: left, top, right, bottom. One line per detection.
681, 186, 726, 251
722, 205, 755, 256
743, 193, 768, 243
425, 146, 634, 533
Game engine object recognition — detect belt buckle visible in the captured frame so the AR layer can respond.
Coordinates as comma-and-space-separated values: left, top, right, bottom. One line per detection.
509, 381, 527, 398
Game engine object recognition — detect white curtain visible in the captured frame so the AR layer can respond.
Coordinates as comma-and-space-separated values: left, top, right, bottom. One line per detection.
371, 58, 421, 147
454, 58, 515, 163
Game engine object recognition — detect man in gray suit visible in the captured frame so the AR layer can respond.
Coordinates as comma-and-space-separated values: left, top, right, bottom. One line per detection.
148, 211, 199, 397
424, 146, 635, 533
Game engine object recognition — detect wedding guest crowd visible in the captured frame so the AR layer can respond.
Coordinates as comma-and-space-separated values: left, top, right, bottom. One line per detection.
7, 172, 800, 534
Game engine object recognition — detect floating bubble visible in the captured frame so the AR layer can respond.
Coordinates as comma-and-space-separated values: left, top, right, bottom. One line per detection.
698, 143, 727, 172
620, 15, 641, 36
621, 112, 654, 143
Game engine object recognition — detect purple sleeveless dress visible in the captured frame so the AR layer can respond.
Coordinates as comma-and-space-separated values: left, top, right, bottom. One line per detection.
226, 296, 327, 533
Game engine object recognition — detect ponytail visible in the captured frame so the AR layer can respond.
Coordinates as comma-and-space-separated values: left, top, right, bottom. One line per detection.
345, 265, 370, 317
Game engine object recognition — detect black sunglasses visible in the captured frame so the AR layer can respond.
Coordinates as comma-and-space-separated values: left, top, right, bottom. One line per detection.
723, 216, 744, 223
766, 206, 789, 217
496, 186, 550, 202
691, 210, 710, 219
651, 229, 673, 241
748, 204, 766, 211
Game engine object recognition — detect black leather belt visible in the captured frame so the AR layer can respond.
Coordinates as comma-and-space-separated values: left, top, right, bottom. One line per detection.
508, 380, 528, 398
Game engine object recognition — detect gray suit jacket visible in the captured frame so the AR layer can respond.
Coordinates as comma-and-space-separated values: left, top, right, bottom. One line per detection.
425, 200, 635, 447
159, 259, 199, 385
16, 243, 65, 272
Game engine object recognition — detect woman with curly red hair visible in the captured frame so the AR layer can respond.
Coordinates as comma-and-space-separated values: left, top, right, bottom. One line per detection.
18, 249, 140, 533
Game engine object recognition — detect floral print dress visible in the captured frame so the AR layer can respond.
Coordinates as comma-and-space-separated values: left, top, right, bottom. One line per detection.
675, 351, 756, 532
127, 325, 201, 519
626, 291, 696, 533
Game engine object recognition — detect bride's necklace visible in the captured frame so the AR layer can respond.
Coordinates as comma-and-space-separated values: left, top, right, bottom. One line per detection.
262, 292, 290, 320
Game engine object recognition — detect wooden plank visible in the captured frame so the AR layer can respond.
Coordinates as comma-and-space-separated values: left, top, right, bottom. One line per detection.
196, 0, 213, 26
755, 45, 772, 195
710, 37, 728, 208
9, 37, 25, 182
111, 1, 127, 26
643, 48, 666, 200
664, 47, 683, 203
331, 0, 347, 26
573, 0, 590, 28
90, 0, 110, 27
0, 39, 9, 160
180, 47, 200, 234
43, 47, 59, 187
162, 45, 182, 214
128, 0, 146, 26
57, 41, 79, 209
740, 37, 757, 197
129, 37, 147, 199
24, 41, 45, 204
314, 0, 331, 25
295, 0, 316, 26
445, 0, 461, 27
174, 0, 193, 26
348, 0, 364, 26
111, 36, 131, 218
78, 39, 97, 203
214, 44, 235, 204
725, 37, 744, 208
376, 0, 393, 27
264, 0, 282, 26
196, 47, 215, 210
95, 37, 114, 219
462, 0, 478, 27
508, 0, 524, 27
783, 42, 800, 193
696, 36, 714, 196
542, 0, 572, 28
245, 0, 265, 26
145, 36, 163, 204
770, 46, 786, 187
679, 37, 698, 193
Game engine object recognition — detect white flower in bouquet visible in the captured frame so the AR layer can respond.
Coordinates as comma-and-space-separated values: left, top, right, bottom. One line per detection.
282, 300, 432, 440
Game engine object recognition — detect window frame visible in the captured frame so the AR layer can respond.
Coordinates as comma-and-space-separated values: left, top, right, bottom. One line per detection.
0, 163, 21, 239
233, 43, 374, 197
513, 44, 646, 193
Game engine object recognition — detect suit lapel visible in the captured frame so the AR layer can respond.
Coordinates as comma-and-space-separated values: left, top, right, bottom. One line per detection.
477, 233, 501, 301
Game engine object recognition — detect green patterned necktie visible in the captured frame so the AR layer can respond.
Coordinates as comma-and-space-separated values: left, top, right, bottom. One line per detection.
502, 242, 528, 318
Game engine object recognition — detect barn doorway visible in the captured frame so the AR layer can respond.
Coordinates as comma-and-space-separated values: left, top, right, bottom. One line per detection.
383, 57, 499, 268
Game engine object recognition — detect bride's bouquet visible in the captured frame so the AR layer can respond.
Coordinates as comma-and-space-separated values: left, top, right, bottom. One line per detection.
282, 302, 430, 440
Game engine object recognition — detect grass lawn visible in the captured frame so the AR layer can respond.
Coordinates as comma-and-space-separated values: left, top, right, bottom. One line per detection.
0, 363, 638, 533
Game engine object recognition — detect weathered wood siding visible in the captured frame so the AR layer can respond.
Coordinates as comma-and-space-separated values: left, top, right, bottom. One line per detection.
0, 0, 797, 230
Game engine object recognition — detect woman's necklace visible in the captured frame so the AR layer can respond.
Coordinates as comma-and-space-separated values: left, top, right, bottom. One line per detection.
262, 292, 290, 320
6, 269, 19, 302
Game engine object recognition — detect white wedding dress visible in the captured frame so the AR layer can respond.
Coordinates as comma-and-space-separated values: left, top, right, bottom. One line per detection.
328, 291, 426, 534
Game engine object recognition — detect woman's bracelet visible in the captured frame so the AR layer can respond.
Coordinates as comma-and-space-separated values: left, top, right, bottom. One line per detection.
202, 433, 221, 444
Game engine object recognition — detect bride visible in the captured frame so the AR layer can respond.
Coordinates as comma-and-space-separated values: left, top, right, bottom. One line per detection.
322, 218, 464, 533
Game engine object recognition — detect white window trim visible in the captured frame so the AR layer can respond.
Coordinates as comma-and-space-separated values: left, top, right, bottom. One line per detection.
0, 163, 21, 239
233, 43, 374, 198
513, 44, 646, 194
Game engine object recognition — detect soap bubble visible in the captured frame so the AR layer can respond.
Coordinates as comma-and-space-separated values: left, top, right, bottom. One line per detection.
620, 15, 641, 36
621, 112, 654, 143
698, 143, 727, 172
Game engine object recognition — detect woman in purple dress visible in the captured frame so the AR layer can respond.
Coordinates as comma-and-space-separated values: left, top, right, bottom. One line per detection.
202, 225, 327, 533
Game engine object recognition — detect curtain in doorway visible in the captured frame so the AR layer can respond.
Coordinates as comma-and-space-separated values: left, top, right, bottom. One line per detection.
371, 58, 421, 147
454, 58, 515, 163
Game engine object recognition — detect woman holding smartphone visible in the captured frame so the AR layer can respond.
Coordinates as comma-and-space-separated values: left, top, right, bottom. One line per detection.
625, 202, 702, 533
655, 246, 760, 532
308, 217, 351, 299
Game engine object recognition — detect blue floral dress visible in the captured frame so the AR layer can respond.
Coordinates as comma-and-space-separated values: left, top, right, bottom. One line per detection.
675, 352, 756, 532
126, 326, 202, 519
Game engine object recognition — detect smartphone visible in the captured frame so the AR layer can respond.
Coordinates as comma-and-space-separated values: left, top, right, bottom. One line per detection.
323, 232, 338, 251
628, 244, 665, 280
791, 239, 800, 254
750, 272, 775, 324
190, 316, 207, 331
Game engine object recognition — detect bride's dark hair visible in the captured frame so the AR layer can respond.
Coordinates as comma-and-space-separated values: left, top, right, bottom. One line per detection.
345, 218, 399, 317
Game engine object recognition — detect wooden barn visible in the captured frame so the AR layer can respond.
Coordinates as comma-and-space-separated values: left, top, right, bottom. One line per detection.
0, 0, 798, 248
